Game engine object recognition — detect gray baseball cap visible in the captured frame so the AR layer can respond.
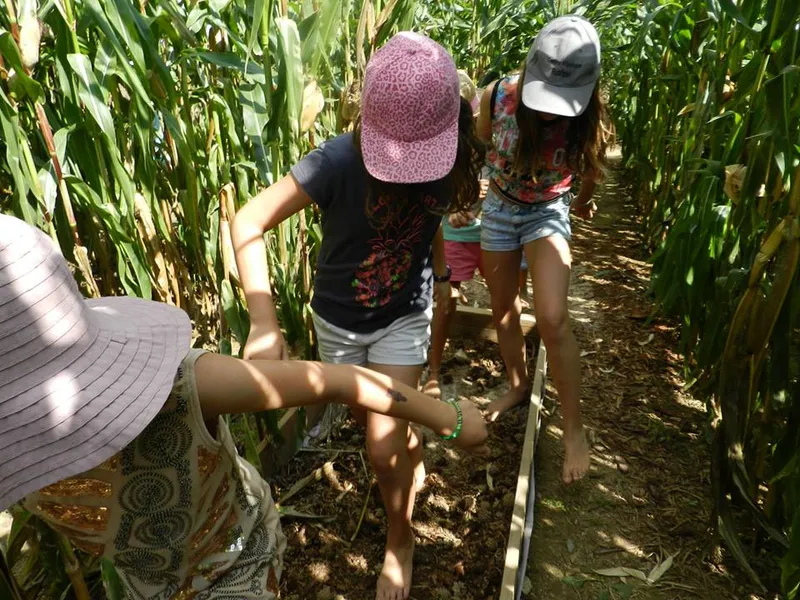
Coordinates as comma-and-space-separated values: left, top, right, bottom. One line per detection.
522, 15, 601, 117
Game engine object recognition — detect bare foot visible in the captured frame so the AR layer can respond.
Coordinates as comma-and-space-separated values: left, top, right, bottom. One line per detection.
421, 376, 441, 400
486, 386, 528, 422
376, 536, 414, 600
562, 427, 590, 484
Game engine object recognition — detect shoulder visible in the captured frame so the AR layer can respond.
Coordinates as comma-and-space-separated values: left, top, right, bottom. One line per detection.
497, 75, 519, 103
316, 132, 360, 170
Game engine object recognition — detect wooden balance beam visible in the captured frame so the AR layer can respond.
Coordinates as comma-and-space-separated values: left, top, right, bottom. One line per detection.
442, 304, 538, 343
499, 338, 547, 599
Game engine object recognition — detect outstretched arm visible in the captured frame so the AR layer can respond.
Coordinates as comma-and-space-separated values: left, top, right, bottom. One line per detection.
195, 353, 489, 454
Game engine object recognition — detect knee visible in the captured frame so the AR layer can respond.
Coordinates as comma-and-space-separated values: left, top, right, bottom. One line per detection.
537, 307, 569, 345
490, 295, 521, 326
366, 434, 404, 474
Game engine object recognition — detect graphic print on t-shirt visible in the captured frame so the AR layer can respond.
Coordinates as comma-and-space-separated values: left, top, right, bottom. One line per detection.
351, 193, 436, 308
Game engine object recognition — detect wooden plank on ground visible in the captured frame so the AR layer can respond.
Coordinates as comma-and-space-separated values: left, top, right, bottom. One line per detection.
499, 339, 547, 599
444, 304, 537, 343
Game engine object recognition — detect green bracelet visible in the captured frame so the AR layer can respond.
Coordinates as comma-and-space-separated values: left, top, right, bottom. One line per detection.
439, 399, 463, 441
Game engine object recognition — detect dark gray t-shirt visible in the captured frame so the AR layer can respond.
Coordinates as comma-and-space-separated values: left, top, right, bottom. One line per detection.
291, 133, 447, 333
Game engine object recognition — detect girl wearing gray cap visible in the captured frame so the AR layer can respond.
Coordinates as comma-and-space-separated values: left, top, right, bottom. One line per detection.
476, 16, 613, 484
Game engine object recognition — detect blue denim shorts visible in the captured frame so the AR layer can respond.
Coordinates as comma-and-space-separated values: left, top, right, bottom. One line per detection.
480, 188, 572, 252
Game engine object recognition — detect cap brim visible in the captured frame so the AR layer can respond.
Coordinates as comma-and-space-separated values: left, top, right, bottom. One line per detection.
360, 118, 458, 184
0, 297, 191, 511
521, 75, 595, 117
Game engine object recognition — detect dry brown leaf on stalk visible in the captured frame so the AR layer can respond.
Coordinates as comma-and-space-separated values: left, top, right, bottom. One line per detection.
134, 193, 171, 302
300, 80, 325, 133
724, 164, 746, 204
19, 10, 42, 70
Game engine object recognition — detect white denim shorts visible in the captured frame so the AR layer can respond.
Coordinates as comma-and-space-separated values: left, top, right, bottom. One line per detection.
312, 307, 433, 367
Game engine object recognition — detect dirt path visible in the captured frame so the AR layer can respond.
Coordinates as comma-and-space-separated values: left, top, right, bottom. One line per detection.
526, 157, 763, 600
272, 157, 768, 600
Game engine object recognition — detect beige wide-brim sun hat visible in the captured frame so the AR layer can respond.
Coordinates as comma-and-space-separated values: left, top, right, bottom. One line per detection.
0, 214, 191, 511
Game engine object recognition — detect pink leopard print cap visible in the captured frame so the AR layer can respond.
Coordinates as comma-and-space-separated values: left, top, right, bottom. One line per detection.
361, 32, 460, 184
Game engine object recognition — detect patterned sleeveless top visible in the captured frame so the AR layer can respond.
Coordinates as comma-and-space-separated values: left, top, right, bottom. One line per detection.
23, 350, 285, 599
485, 74, 574, 204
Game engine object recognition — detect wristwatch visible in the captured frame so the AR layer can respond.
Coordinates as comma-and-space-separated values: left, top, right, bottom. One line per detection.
433, 265, 452, 283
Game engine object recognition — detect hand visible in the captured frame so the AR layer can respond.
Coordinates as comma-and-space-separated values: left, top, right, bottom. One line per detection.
434, 281, 454, 314
243, 321, 289, 360
448, 211, 475, 229
450, 400, 490, 456
478, 178, 490, 201
573, 199, 597, 220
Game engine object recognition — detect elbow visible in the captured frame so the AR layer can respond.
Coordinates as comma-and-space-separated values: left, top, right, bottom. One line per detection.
231, 206, 265, 249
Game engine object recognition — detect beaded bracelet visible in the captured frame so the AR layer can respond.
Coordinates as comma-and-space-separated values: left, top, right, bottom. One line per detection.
439, 399, 463, 441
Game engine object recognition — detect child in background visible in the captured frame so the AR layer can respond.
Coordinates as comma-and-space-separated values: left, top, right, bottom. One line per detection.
232, 33, 484, 600
423, 73, 531, 400
0, 215, 489, 600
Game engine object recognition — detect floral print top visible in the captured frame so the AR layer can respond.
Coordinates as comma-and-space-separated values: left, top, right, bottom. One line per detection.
485, 75, 574, 203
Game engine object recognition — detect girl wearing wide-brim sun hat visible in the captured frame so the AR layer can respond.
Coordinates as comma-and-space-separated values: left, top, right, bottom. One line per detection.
476, 15, 613, 485
0, 214, 489, 599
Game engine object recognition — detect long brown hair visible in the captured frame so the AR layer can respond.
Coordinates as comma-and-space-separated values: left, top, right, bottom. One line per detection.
512, 65, 613, 182
354, 97, 485, 216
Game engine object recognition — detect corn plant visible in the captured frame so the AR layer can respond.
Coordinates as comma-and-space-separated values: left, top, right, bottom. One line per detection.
0, 0, 418, 597
610, 0, 800, 595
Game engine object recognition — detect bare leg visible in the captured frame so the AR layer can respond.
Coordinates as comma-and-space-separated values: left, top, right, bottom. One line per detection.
519, 267, 530, 308
483, 249, 528, 421
523, 236, 589, 484
366, 363, 424, 600
423, 283, 460, 400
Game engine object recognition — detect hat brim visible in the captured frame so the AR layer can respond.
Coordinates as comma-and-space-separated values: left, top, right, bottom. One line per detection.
0, 297, 190, 511
360, 117, 459, 184
521, 76, 595, 117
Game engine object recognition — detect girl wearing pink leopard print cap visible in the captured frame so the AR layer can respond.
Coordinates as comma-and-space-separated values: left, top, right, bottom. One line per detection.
233, 32, 484, 600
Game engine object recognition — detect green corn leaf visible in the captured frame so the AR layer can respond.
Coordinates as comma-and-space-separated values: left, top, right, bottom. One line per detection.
37, 163, 58, 217
276, 17, 303, 138
84, 0, 154, 111
101, 558, 125, 600
67, 54, 117, 145
0, 30, 44, 102
240, 82, 271, 183
717, 0, 756, 31
246, 0, 266, 66
111, 0, 176, 104
155, 0, 196, 43
0, 89, 34, 219
196, 51, 267, 83
102, 0, 147, 74
304, 0, 343, 77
